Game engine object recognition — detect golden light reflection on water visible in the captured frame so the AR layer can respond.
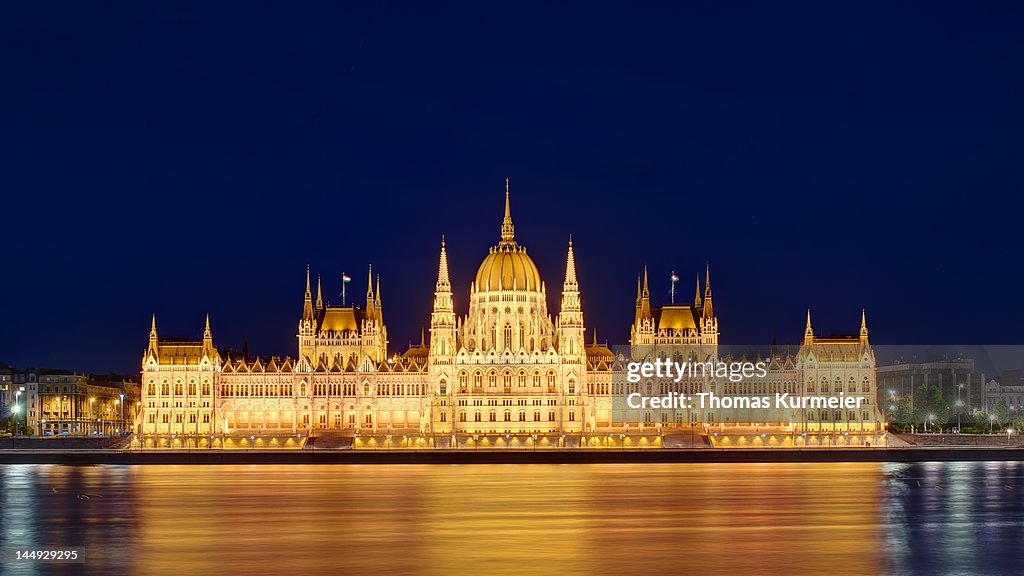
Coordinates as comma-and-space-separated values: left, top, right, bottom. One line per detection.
1, 464, 883, 575
5, 462, 1022, 575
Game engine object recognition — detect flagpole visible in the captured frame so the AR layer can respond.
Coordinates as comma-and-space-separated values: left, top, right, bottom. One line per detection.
342, 273, 347, 306
671, 270, 676, 304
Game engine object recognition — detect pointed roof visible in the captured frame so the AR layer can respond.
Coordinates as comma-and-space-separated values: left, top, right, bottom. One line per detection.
316, 275, 323, 309
694, 273, 702, 308
564, 236, 577, 287
436, 236, 451, 288
501, 177, 514, 243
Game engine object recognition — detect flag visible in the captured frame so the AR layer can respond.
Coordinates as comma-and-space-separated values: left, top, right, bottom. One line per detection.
342, 274, 352, 283
670, 273, 679, 283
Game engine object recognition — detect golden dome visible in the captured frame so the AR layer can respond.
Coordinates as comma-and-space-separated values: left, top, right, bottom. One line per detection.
475, 245, 542, 292
473, 180, 542, 292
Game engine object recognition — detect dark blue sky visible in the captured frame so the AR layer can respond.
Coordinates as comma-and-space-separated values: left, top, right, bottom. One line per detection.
2, 2, 1023, 375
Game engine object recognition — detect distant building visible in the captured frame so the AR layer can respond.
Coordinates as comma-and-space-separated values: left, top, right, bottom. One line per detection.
3, 366, 137, 436
0, 362, 13, 419
876, 359, 982, 412
984, 370, 1024, 414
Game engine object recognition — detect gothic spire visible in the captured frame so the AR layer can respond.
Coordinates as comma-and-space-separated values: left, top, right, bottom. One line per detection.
702, 264, 714, 319
303, 265, 314, 321
804, 309, 814, 345
639, 265, 651, 319
436, 236, 451, 289
694, 272, 702, 308
315, 275, 323, 310
564, 236, 577, 287
500, 178, 515, 243
860, 308, 869, 343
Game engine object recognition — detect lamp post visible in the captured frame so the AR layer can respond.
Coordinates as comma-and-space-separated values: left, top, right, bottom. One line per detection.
990, 414, 996, 434
119, 393, 125, 435
14, 387, 23, 436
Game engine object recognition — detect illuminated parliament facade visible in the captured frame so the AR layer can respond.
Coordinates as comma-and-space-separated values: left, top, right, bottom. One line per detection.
137, 185, 884, 447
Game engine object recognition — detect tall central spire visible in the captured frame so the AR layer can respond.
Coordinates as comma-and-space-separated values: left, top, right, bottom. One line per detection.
500, 177, 515, 244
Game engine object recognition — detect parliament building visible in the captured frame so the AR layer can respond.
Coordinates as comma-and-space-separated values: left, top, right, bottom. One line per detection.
137, 184, 885, 448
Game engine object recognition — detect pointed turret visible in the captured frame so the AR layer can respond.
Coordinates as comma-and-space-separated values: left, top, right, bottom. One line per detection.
430, 236, 456, 364
147, 313, 159, 359
859, 308, 869, 344
702, 264, 714, 319
564, 236, 578, 288
558, 236, 584, 359
202, 314, 216, 359
303, 265, 314, 321
639, 265, 651, 319
315, 275, 323, 312
694, 272, 702, 308
804, 309, 814, 346
437, 235, 451, 289
365, 264, 375, 319
500, 178, 515, 244
375, 274, 383, 324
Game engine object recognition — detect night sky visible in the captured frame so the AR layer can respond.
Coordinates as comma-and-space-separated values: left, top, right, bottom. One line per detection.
3, 2, 1023, 375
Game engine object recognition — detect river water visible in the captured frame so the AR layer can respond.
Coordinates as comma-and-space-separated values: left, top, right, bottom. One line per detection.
0, 462, 1021, 575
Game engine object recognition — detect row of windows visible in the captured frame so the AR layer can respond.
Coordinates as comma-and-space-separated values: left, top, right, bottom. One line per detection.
147, 413, 211, 424
458, 410, 574, 422
148, 383, 211, 396
458, 398, 561, 406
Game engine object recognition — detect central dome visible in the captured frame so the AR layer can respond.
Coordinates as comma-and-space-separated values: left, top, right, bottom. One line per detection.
475, 244, 542, 292
473, 181, 543, 292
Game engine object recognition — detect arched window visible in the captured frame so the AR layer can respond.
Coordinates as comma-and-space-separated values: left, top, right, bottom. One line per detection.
504, 411, 511, 422
489, 411, 497, 422
534, 411, 541, 421
458, 372, 468, 388
503, 371, 512, 388
547, 371, 556, 389
459, 411, 467, 422
519, 412, 526, 422
548, 411, 556, 422
569, 411, 575, 422
518, 371, 527, 387
474, 412, 482, 422
504, 323, 513, 350
488, 371, 497, 387
474, 371, 482, 388
532, 372, 541, 387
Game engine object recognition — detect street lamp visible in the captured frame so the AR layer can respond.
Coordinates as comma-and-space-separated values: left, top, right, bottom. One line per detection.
13, 387, 23, 436
119, 393, 125, 435
12, 404, 21, 437
990, 414, 996, 433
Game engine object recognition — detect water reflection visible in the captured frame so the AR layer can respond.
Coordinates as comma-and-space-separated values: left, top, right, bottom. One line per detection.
0, 462, 1020, 575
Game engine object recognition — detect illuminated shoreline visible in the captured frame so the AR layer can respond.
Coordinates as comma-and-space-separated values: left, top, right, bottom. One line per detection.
1, 446, 1022, 465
